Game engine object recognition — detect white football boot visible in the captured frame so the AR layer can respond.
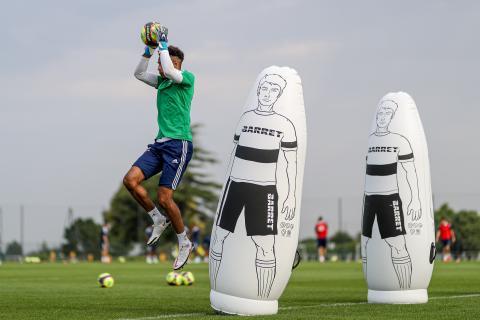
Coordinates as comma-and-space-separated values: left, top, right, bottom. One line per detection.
146, 219, 171, 246
173, 240, 193, 270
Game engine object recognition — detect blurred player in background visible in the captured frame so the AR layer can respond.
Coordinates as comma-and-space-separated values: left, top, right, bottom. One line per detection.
100, 222, 111, 263
191, 224, 200, 248
145, 225, 158, 264
123, 26, 195, 270
436, 217, 456, 262
315, 216, 328, 262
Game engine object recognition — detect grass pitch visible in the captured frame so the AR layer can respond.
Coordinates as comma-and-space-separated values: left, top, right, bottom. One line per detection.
0, 260, 479, 319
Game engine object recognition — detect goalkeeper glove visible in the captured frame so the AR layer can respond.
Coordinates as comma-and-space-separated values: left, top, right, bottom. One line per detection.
157, 26, 169, 51
143, 46, 156, 58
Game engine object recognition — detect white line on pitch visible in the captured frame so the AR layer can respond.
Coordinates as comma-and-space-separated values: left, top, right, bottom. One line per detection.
115, 293, 480, 320
279, 293, 480, 310
431, 293, 480, 300
116, 313, 205, 320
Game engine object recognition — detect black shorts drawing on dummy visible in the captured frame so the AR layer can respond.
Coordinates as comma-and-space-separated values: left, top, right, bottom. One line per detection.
209, 74, 298, 298
361, 99, 422, 290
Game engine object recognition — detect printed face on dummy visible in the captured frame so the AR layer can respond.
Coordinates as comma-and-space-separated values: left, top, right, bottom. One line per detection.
376, 107, 395, 129
258, 82, 282, 108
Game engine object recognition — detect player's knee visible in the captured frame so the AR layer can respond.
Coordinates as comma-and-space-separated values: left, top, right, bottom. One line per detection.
157, 192, 172, 209
123, 174, 137, 190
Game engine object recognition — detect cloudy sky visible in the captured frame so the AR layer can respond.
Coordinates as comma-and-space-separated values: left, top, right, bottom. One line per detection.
1, 0, 479, 251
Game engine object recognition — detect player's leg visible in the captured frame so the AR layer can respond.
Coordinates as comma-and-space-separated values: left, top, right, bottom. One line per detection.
209, 179, 243, 288
123, 166, 155, 211
157, 140, 194, 269
158, 186, 192, 269
443, 240, 452, 262
251, 235, 276, 298
317, 240, 322, 262
384, 235, 412, 289
124, 144, 168, 239
319, 240, 327, 262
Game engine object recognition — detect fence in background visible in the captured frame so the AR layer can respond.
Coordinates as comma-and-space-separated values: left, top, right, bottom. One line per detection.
0, 193, 478, 256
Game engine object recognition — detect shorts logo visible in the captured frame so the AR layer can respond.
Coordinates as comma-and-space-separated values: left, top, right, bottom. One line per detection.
172, 159, 179, 164
393, 200, 402, 231
267, 193, 275, 231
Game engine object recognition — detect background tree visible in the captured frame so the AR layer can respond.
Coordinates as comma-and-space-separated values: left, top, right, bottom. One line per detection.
6, 241, 23, 256
104, 124, 222, 255
62, 218, 102, 259
27, 241, 53, 261
330, 231, 356, 260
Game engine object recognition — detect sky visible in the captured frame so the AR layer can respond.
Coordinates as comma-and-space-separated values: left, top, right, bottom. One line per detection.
1, 0, 479, 252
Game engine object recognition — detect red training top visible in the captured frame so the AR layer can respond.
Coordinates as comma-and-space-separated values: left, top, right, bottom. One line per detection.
438, 223, 452, 240
315, 221, 328, 239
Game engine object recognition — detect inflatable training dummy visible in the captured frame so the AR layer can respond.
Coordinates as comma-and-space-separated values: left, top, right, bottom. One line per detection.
361, 92, 435, 303
209, 66, 307, 315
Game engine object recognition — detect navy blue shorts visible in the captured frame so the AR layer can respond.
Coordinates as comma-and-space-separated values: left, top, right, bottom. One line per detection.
133, 139, 193, 190
317, 238, 327, 248
441, 239, 451, 248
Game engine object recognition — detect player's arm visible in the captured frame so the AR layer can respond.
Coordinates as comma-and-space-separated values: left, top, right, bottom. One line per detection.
451, 229, 456, 243
400, 161, 421, 221
159, 51, 183, 83
157, 30, 183, 84
282, 150, 297, 220
134, 49, 159, 88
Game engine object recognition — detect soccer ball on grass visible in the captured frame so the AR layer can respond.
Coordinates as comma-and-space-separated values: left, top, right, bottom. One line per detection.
166, 271, 184, 286
98, 273, 114, 288
181, 271, 195, 286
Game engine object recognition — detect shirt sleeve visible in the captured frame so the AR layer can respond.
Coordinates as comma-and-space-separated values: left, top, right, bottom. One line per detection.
134, 57, 159, 88
181, 71, 195, 87
398, 135, 414, 162
233, 114, 246, 143
281, 118, 298, 150
159, 50, 183, 83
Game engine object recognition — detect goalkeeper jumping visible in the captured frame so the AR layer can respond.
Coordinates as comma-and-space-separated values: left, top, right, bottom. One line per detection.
123, 25, 195, 270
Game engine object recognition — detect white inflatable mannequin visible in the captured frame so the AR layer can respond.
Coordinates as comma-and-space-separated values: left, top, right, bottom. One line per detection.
209, 66, 306, 315
361, 92, 435, 303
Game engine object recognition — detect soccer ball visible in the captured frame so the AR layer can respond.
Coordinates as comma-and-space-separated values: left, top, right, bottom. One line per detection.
165, 271, 176, 285
140, 22, 161, 47
181, 271, 195, 286
166, 271, 184, 286
98, 273, 114, 288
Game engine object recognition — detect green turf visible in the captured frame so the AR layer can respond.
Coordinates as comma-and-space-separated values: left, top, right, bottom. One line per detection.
0, 260, 479, 319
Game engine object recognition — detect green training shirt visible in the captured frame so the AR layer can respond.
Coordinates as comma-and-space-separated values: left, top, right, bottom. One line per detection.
156, 70, 195, 141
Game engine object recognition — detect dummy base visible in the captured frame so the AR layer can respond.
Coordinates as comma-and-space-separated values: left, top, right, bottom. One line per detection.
368, 289, 428, 304
210, 290, 278, 315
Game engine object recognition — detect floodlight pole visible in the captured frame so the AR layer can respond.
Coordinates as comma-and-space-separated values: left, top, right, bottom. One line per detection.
338, 197, 343, 232
0, 206, 3, 254
20, 205, 24, 256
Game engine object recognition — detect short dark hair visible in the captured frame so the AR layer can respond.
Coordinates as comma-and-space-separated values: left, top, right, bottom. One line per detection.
168, 45, 184, 62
